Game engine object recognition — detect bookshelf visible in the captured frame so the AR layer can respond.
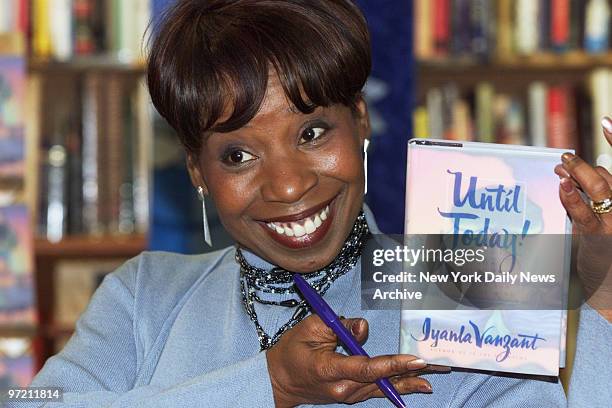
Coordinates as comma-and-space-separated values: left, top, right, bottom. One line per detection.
413, 1, 612, 169
0, 1, 160, 382
413, 0, 612, 391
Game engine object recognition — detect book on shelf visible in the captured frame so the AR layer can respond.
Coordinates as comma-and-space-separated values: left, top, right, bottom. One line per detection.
36, 72, 152, 241
413, 77, 609, 169
31, 0, 151, 62
0, 337, 35, 389
415, 0, 612, 61
0, 56, 25, 181
589, 68, 612, 170
53, 259, 124, 329
0, 1, 28, 54
0, 204, 36, 327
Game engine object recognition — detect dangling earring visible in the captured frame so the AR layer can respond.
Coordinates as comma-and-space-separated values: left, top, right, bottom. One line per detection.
363, 139, 370, 195
197, 186, 212, 247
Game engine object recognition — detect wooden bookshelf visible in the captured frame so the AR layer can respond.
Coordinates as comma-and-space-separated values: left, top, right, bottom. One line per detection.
33, 234, 147, 369
34, 235, 147, 258
418, 52, 612, 70
28, 55, 147, 73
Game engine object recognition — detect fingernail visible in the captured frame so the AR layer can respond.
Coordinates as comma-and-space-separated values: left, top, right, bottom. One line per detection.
561, 152, 575, 163
556, 166, 571, 178
407, 358, 426, 368
350, 319, 362, 336
419, 382, 433, 393
560, 178, 574, 193
602, 117, 612, 133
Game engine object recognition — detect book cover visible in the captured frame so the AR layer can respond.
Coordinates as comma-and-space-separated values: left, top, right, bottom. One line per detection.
0, 204, 35, 326
0, 56, 25, 180
400, 140, 571, 376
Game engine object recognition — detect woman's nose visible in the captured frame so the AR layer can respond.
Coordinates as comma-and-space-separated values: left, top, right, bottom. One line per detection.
260, 155, 318, 203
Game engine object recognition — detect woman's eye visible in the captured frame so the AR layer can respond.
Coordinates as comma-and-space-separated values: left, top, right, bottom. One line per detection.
224, 150, 256, 165
299, 127, 327, 144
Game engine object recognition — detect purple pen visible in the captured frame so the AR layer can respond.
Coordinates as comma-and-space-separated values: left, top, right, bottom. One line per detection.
293, 273, 407, 408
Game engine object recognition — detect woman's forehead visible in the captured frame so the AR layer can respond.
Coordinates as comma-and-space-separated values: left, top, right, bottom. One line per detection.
221, 73, 311, 129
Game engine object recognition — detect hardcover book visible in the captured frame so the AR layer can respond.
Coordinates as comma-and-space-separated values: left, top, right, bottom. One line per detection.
399, 139, 571, 376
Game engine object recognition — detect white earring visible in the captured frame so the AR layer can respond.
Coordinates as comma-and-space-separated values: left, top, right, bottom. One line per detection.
197, 186, 212, 247
363, 139, 369, 195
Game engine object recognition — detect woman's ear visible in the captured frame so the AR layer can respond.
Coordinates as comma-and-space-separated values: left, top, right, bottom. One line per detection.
354, 96, 371, 145
186, 154, 208, 195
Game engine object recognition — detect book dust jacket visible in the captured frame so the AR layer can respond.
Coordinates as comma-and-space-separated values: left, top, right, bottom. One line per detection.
399, 140, 572, 376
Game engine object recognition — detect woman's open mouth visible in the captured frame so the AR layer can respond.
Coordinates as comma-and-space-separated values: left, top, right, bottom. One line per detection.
258, 197, 336, 249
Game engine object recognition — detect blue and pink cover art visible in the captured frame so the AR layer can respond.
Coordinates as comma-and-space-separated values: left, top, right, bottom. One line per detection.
400, 140, 572, 376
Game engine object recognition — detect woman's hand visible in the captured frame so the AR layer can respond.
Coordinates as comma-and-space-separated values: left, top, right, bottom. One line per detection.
555, 117, 612, 322
266, 315, 435, 407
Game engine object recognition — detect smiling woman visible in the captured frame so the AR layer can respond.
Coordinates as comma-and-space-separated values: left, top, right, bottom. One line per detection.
17, 1, 612, 408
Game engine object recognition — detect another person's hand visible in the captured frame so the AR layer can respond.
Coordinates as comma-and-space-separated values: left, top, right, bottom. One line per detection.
555, 117, 612, 322
266, 314, 435, 407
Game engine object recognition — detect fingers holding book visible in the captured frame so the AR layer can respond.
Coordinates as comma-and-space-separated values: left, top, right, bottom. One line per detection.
266, 314, 438, 407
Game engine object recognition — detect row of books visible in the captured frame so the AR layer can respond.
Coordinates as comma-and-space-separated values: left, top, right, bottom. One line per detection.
36, 71, 152, 241
414, 0, 612, 61
413, 69, 612, 170
31, 0, 151, 62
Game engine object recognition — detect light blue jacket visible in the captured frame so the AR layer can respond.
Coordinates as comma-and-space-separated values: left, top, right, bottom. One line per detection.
11, 208, 612, 407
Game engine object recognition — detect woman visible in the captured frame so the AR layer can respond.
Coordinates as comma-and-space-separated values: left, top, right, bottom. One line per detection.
20, 1, 612, 407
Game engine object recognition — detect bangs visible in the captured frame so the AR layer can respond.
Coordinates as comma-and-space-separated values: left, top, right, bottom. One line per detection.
147, 0, 371, 155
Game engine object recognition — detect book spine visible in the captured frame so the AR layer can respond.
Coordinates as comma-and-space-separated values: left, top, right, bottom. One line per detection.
584, 0, 611, 53
412, 106, 429, 138
475, 81, 494, 143
547, 86, 573, 148
414, 0, 434, 60
18, 0, 29, 34
81, 73, 101, 235
496, 0, 513, 58
0, 0, 12, 33
441, 84, 459, 139
134, 0, 151, 61
45, 144, 67, 242
493, 94, 511, 143
49, 0, 73, 61
450, 0, 471, 56
134, 81, 152, 234
426, 88, 444, 139
590, 69, 612, 171
433, 0, 450, 56
515, 0, 540, 54
105, 74, 123, 234
469, 0, 492, 57
528, 81, 548, 147
550, 0, 570, 51
452, 99, 473, 141
119, 82, 136, 234
73, 0, 96, 55
538, 0, 552, 50
33, 0, 52, 58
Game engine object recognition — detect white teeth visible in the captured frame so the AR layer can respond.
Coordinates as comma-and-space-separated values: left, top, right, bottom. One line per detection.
265, 204, 332, 237
320, 206, 328, 221
292, 223, 306, 237
304, 218, 316, 234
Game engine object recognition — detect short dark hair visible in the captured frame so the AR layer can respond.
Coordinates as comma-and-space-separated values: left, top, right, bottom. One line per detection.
146, 0, 371, 157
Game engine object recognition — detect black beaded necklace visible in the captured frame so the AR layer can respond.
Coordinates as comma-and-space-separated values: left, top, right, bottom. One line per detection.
236, 211, 370, 351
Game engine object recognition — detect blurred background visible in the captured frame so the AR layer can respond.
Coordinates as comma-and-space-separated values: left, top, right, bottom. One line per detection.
0, 0, 610, 391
